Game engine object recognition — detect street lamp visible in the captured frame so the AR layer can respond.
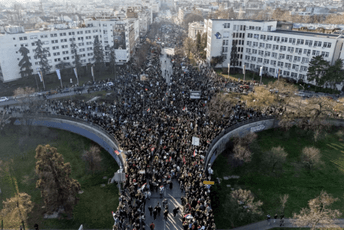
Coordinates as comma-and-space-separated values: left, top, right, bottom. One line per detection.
0, 188, 2, 230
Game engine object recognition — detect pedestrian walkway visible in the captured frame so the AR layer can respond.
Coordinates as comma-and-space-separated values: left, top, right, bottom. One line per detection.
229, 218, 344, 230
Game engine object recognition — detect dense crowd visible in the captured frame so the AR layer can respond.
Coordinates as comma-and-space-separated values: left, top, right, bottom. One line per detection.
1, 41, 268, 230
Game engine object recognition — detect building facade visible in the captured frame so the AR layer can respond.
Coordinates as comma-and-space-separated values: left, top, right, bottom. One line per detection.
188, 21, 204, 40
0, 18, 140, 82
205, 19, 344, 84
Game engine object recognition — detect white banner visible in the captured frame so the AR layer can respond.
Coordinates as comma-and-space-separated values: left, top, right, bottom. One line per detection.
192, 136, 200, 146
38, 71, 43, 82
73, 67, 78, 79
242, 65, 246, 74
91, 66, 94, 77
259, 66, 263, 77
56, 69, 61, 80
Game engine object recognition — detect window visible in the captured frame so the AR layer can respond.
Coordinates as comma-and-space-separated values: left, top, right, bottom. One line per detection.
258, 50, 264, 56
296, 39, 304, 45
292, 64, 299, 71
249, 26, 254, 30
271, 52, 277, 58
79, 48, 85, 52
77, 31, 84, 34
50, 33, 57, 37
53, 52, 60, 56
289, 38, 295, 44
259, 43, 264, 48
295, 48, 302, 54
62, 51, 69, 54
274, 36, 280, 42
245, 55, 250, 60
254, 34, 259, 39
277, 61, 284, 67
30, 35, 38, 39
269, 68, 275, 73
93, 30, 98, 33
52, 46, 59, 50
59, 33, 66, 36
288, 47, 294, 52
54, 58, 61, 62
271, 60, 276, 66
267, 26, 272, 31
255, 26, 261, 31
69, 38, 76, 41
279, 54, 285, 59
253, 42, 258, 47
88, 53, 93, 56
60, 39, 67, 42
291, 72, 298, 78
68, 32, 75, 35
52, 40, 58, 43
301, 57, 309, 63
293, 56, 301, 62
224, 23, 230, 28
314, 41, 318, 46
267, 35, 273, 41
248, 33, 253, 38
285, 63, 291, 68
260, 35, 266, 40
322, 51, 329, 57
265, 51, 271, 57
252, 49, 257, 54
258, 57, 263, 63
87, 47, 93, 51
280, 46, 286, 51
317, 41, 322, 47
281, 37, 288, 42
299, 74, 306, 80
223, 40, 228, 45
61, 45, 68, 48
266, 44, 272, 49
222, 47, 228, 52
250, 64, 256, 69
79, 42, 84, 46
273, 45, 279, 50
300, 66, 308, 72
283, 71, 290, 76
264, 59, 269, 64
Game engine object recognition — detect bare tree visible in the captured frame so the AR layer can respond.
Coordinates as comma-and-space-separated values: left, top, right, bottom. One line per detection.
291, 191, 341, 230
301, 147, 323, 170
280, 194, 289, 213
226, 189, 263, 222
82, 145, 102, 174
233, 144, 252, 163
263, 146, 288, 172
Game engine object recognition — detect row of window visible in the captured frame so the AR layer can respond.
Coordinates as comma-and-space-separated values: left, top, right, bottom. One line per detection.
245, 48, 330, 57
243, 64, 307, 79
15, 31, 108, 41
245, 56, 309, 70
246, 35, 332, 48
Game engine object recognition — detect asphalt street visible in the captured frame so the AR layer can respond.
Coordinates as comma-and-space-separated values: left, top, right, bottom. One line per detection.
142, 47, 184, 230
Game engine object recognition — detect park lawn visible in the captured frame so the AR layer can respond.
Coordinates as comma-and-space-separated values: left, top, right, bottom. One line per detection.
0, 125, 119, 229
212, 126, 344, 229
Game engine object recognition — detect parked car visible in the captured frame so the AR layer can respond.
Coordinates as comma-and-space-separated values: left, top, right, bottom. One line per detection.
0, 97, 9, 102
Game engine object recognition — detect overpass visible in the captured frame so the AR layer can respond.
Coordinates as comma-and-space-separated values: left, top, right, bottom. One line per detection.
11, 114, 126, 171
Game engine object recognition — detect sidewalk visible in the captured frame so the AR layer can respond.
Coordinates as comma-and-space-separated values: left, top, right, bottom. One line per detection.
228, 219, 344, 230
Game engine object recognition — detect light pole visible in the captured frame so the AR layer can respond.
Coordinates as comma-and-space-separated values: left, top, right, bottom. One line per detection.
0, 188, 2, 230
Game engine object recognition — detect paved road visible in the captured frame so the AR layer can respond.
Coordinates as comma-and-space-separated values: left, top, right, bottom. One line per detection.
230, 218, 344, 230
142, 47, 184, 230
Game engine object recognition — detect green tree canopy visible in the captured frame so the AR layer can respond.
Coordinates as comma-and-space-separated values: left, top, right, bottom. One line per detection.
307, 55, 330, 86
93, 35, 105, 73
33, 39, 51, 75
18, 46, 33, 78
35, 144, 81, 216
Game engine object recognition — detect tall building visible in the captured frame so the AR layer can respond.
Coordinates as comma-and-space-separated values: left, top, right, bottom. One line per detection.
0, 18, 140, 82
205, 19, 344, 85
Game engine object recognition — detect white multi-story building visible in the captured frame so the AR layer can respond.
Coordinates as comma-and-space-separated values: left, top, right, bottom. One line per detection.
205, 19, 344, 84
0, 18, 140, 82
188, 21, 204, 40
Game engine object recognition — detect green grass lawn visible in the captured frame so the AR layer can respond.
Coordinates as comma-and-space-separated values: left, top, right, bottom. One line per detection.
212, 126, 344, 229
0, 124, 119, 229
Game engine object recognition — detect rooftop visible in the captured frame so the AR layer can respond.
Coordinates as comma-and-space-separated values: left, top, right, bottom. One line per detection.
209, 19, 277, 23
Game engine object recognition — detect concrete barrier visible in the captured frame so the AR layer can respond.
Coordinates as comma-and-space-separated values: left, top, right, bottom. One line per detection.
12, 115, 125, 169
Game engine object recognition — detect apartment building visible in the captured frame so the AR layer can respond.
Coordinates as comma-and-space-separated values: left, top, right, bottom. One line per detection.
0, 18, 140, 82
205, 19, 344, 84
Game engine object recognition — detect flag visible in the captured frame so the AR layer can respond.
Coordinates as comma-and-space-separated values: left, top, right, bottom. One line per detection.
193, 150, 197, 157
56, 69, 61, 80
91, 66, 94, 77
38, 71, 43, 82
184, 214, 193, 219
141, 183, 146, 190
145, 88, 148, 91
114, 150, 120, 155
242, 65, 246, 74
147, 108, 150, 112
151, 147, 155, 152
73, 67, 78, 80
182, 106, 186, 111
259, 66, 263, 77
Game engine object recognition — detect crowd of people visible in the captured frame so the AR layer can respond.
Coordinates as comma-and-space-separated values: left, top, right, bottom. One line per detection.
2, 39, 268, 230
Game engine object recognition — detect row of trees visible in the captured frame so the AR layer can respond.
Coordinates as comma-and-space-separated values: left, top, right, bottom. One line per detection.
0, 144, 103, 228
183, 32, 207, 61
18, 35, 117, 86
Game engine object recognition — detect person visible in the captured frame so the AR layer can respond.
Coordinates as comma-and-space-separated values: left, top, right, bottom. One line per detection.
173, 207, 179, 217
280, 214, 285, 227
157, 203, 161, 216
34, 224, 39, 230
148, 205, 153, 216
147, 190, 151, 200
274, 213, 278, 223
149, 222, 155, 230
267, 214, 271, 225
153, 208, 157, 220
164, 209, 169, 220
